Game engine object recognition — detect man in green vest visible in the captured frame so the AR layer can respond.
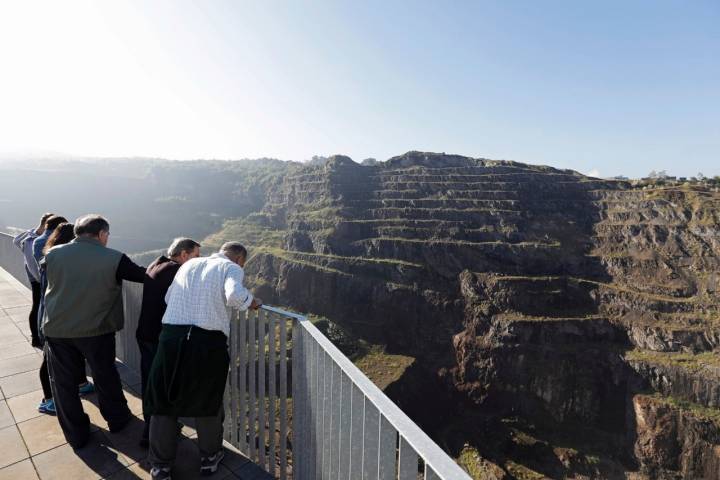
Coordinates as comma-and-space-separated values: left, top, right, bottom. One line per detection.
43, 214, 146, 449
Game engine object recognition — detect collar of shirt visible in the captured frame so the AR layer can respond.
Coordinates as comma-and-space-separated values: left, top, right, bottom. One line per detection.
211, 252, 231, 262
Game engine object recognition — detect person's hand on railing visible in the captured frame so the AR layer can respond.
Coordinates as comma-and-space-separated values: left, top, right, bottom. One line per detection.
250, 297, 263, 310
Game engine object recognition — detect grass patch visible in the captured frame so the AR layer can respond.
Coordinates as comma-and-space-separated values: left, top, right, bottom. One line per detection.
353, 345, 415, 390
644, 393, 720, 427
625, 349, 720, 373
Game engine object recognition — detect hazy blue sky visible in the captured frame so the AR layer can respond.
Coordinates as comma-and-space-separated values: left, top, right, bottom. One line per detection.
0, 0, 717, 177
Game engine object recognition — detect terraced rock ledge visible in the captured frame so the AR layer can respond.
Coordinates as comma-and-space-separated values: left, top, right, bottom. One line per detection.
204, 152, 720, 479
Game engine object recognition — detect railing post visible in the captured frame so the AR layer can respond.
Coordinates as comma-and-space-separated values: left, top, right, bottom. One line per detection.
238, 309, 248, 453
269, 313, 277, 477
291, 320, 301, 480
258, 310, 267, 470
279, 316, 288, 478
249, 309, 257, 461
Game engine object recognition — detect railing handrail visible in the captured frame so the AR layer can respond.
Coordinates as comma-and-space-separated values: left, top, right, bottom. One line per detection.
260, 304, 471, 479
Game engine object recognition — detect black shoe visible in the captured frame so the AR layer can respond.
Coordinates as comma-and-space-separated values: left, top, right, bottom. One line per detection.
31, 337, 43, 349
150, 466, 172, 480
200, 449, 225, 476
108, 415, 133, 433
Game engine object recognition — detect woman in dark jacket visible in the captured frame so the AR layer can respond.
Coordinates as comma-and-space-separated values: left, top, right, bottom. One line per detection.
37, 223, 95, 415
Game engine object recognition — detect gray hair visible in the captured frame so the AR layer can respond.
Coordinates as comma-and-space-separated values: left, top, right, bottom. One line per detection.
220, 241, 247, 261
167, 237, 201, 257
74, 214, 109, 237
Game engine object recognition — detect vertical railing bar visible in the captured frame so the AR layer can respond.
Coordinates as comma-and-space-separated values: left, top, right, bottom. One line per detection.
397, 436, 419, 480
291, 320, 300, 480
361, 396, 366, 480
258, 310, 267, 470
324, 358, 334, 479
322, 352, 332, 479
336, 366, 343, 479
377, 415, 396, 480
424, 464, 441, 480
230, 312, 238, 445
349, 384, 364, 480
268, 313, 277, 477
339, 375, 354, 480
308, 329, 318, 480
315, 334, 323, 478
362, 399, 379, 480
304, 328, 312, 480
279, 316, 288, 478
248, 309, 257, 461
238, 309, 247, 454
330, 363, 341, 480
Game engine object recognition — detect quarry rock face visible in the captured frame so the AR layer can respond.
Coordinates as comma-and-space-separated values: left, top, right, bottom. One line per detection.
213, 152, 719, 478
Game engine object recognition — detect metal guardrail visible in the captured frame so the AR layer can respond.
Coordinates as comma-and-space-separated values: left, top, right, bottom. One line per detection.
0, 232, 31, 288
0, 231, 471, 480
231, 305, 471, 480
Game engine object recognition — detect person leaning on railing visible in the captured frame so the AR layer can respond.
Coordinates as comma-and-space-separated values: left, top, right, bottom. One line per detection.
41, 214, 147, 449
143, 241, 261, 480
136, 237, 201, 447
12, 212, 53, 347
36, 222, 96, 416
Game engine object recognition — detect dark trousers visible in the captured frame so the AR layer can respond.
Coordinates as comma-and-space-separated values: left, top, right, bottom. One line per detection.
138, 339, 158, 439
29, 281, 41, 342
46, 333, 132, 448
39, 352, 89, 400
149, 407, 224, 468
39, 356, 52, 400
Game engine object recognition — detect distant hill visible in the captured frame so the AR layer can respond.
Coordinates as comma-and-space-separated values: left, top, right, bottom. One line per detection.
0, 157, 297, 254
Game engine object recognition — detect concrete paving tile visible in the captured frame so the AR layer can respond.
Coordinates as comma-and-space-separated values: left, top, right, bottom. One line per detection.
16, 324, 33, 339
123, 387, 144, 416
0, 295, 31, 309
0, 370, 41, 398
0, 425, 29, 468
6, 389, 45, 423
0, 341, 37, 360
17, 413, 67, 456
0, 324, 22, 337
0, 332, 29, 347
105, 461, 152, 479
102, 416, 148, 465
79, 397, 110, 433
4, 308, 29, 321
31, 431, 131, 480
0, 353, 41, 378
0, 458, 39, 480
0, 401, 14, 430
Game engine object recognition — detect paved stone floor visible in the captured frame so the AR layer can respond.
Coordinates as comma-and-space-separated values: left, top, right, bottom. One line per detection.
0, 267, 270, 480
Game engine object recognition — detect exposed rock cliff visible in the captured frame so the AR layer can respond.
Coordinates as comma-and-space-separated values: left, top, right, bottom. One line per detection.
204, 152, 720, 479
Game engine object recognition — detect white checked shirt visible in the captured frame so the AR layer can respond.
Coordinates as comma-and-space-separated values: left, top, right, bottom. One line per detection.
162, 252, 254, 336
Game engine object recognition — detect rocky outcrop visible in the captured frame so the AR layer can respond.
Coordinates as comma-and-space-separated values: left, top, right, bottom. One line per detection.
633, 395, 720, 479
204, 152, 720, 478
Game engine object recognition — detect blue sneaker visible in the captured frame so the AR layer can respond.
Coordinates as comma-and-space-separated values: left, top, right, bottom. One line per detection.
78, 382, 95, 396
38, 398, 56, 415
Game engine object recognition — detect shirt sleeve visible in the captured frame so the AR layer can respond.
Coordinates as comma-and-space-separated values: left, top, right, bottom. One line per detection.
224, 264, 253, 310
13, 231, 29, 250
32, 237, 44, 262
116, 254, 146, 283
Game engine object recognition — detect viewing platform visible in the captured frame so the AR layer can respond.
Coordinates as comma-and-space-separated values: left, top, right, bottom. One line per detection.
0, 232, 471, 480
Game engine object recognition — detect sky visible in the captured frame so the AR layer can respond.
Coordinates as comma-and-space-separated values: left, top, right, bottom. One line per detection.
0, 0, 718, 178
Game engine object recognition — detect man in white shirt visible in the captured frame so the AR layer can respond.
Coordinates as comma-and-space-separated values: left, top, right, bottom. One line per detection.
145, 242, 261, 480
